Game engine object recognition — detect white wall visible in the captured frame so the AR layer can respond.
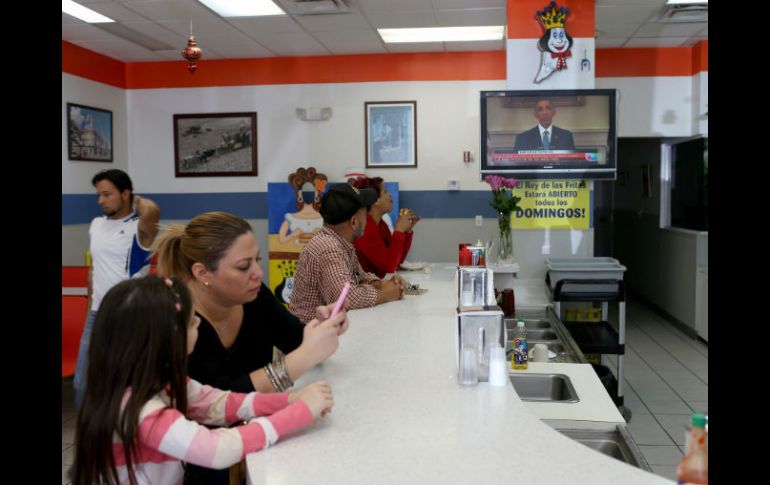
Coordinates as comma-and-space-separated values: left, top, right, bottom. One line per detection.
62, 73, 128, 193
125, 81, 506, 193
596, 76, 696, 137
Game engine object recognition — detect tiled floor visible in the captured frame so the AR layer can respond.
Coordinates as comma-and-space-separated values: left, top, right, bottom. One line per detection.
603, 297, 708, 482
61, 296, 707, 484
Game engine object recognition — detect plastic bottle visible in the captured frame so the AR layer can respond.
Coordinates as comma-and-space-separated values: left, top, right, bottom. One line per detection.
511, 319, 528, 370
677, 412, 708, 484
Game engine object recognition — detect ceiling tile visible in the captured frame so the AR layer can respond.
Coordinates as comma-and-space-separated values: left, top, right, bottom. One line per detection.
114, 0, 218, 21
80, 2, 150, 23
432, 0, 506, 9
63, 23, 135, 42
435, 8, 507, 26
69, 38, 165, 62
596, 5, 661, 26
62, 12, 87, 25
625, 36, 692, 48
362, 9, 437, 28
314, 29, 383, 46
121, 21, 188, 46
358, 0, 433, 11
256, 32, 330, 56
445, 39, 504, 51
292, 12, 373, 32
635, 21, 707, 38
157, 17, 236, 37
227, 16, 305, 35
596, 0, 665, 5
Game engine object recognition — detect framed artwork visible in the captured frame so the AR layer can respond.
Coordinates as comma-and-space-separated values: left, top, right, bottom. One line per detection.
67, 103, 113, 162
173, 112, 257, 177
365, 101, 417, 168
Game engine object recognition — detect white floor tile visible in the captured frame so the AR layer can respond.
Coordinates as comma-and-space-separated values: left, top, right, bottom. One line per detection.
626, 414, 675, 445
63, 445, 76, 465
651, 465, 679, 481
638, 445, 683, 465
685, 401, 708, 414
643, 399, 693, 415
62, 424, 76, 445
655, 414, 691, 446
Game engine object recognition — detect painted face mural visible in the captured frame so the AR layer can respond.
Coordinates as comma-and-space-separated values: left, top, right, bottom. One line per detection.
534, 2, 574, 84
547, 28, 569, 54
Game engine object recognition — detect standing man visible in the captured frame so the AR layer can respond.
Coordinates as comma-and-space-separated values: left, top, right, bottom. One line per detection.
513, 99, 575, 151
73, 169, 160, 408
289, 183, 405, 323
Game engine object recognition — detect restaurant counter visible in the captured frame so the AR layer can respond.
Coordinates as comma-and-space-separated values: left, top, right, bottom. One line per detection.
246, 264, 672, 485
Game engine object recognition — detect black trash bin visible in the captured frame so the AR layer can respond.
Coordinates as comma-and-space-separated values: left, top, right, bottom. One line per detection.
592, 363, 614, 392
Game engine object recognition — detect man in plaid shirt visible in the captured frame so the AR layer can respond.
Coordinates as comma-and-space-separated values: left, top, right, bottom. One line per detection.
289, 183, 405, 322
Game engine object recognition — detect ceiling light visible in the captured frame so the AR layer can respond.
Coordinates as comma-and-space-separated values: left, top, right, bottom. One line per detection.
62, 0, 114, 23
198, 0, 285, 17
378, 26, 505, 44
666, 1, 707, 4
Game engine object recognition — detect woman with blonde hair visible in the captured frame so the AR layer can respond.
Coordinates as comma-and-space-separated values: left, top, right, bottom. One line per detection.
154, 211, 348, 484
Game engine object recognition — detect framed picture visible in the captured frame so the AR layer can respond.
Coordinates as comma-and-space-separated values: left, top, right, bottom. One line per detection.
365, 101, 417, 168
173, 112, 257, 177
67, 103, 113, 162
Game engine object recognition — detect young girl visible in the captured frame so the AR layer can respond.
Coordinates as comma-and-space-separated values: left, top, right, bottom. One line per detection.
73, 275, 334, 485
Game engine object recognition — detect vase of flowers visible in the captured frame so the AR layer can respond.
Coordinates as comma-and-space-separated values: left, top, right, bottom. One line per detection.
483, 175, 521, 264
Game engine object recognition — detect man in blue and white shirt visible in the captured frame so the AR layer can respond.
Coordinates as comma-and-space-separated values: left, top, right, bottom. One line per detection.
73, 169, 160, 408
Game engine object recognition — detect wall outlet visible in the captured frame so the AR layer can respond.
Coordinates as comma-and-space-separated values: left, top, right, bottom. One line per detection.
475, 215, 483, 227
447, 179, 460, 191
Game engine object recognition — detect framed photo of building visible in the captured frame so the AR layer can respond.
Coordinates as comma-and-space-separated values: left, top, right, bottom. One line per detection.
365, 101, 417, 168
67, 103, 113, 162
173, 112, 258, 177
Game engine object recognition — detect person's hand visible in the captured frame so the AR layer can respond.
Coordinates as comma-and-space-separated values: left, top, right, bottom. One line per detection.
389, 274, 407, 291
315, 303, 350, 336
394, 211, 412, 232
300, 311, 346, 365
377, 279, 403, 303
405, 209, 421, 231
288, 381, 334, 419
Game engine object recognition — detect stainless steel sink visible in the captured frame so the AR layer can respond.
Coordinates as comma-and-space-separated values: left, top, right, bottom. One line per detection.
555, 427, 652, 471
508, 373, 579, 403
506, 318, 551, 330
524, 329, 559, 341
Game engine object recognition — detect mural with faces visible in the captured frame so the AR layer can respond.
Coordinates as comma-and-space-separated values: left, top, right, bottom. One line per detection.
534, 2, 574, 84
267, 167, 328, 305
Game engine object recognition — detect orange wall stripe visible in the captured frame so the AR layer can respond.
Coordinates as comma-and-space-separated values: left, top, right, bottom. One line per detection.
124, 51, 507, 89
596, 47, 699, 77
692, 40, 708, 73
507, 0, 594, 40
62, 41, 126, 89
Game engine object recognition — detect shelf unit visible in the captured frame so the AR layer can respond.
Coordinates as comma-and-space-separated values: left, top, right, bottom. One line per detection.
547, 277, 631, 421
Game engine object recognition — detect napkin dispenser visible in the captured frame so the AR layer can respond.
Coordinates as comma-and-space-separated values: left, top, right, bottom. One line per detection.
454, 306, 505, 372
455, 266, 495, 310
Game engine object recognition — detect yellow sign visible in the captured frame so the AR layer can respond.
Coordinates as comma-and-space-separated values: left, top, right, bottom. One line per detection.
510, 180, 591, 229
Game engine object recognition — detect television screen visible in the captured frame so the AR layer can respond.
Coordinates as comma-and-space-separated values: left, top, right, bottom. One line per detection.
481, 89, 617, 180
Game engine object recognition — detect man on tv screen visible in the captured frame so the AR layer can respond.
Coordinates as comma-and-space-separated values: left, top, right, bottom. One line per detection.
513, 99, 575, 151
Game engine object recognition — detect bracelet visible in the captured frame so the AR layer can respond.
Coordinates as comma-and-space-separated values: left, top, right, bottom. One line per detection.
264, 364, 284, 392
273, 351, 294, 390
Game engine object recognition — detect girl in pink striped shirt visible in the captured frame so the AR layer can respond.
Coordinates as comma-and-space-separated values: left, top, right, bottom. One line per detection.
73, 275, 334, 485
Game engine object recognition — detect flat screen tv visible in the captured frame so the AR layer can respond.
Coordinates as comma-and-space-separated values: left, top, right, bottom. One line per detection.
480, 89, 617, 180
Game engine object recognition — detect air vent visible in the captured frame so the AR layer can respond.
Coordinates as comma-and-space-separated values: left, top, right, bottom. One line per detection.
281, 0, 352, 15
657, 3, 708, 23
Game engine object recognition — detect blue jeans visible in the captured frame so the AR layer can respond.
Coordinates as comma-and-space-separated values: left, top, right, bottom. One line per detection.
73, 310, 97, 410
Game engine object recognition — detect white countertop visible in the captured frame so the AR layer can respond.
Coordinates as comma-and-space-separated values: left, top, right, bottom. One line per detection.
246, 264, 671, 485
512, 362, 625, 423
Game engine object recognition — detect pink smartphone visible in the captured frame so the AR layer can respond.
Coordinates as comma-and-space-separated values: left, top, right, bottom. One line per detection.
331, 282, 351, 317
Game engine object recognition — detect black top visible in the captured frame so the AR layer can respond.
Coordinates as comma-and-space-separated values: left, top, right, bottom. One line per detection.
187, 283, 305, 393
